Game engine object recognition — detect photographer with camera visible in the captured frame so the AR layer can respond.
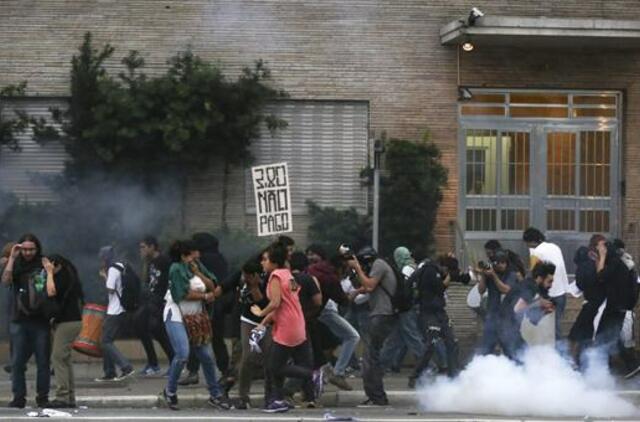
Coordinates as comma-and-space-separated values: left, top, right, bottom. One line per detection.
408, 255, 461, 388
476, 251, 523, 360
346, 246, 396, 407
484, 240, 526, 281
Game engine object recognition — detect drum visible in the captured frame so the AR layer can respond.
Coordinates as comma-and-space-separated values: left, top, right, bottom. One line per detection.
72, 303, 107, 357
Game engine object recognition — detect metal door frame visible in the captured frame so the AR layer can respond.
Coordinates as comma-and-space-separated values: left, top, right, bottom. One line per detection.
457, 90, 622, 265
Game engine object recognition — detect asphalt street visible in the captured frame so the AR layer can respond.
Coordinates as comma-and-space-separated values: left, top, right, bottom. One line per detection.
0, 407, 639, 422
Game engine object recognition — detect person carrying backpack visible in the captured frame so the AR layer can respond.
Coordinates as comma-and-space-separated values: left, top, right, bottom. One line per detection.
346, 246, 397, 407
1, 233, 51, 408
95, 246, 136, 382
409, 255, 461, 388
379, 247, 425, 386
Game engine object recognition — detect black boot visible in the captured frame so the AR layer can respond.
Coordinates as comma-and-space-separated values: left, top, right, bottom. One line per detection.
8, 397, 26, 408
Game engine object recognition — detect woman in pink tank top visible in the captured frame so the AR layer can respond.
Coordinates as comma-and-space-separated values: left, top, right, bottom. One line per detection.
251, 242, 322, 412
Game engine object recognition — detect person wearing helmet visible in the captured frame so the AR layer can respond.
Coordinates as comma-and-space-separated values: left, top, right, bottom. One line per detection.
346, 246, 397, 407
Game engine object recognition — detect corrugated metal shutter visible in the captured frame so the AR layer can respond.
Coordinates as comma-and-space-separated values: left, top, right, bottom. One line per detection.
245, 100, 369, 214
0, 98, 67, 202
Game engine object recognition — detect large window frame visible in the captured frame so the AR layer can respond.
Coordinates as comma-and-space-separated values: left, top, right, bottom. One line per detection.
458, 89, 622, 269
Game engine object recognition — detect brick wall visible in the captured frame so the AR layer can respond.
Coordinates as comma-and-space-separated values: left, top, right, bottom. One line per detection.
3, 0, 640, 352
3, 0, 640, 252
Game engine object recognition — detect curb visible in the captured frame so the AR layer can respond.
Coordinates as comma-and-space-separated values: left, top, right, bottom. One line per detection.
0, 391, 420, 409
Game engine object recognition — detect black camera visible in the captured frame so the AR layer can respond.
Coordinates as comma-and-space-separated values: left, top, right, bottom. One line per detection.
338, 244, 355, 260
478, 260, 492, 270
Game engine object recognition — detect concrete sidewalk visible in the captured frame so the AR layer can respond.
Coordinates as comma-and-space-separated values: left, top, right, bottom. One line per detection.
2, 360, 640, 409
0, 360, 421, 409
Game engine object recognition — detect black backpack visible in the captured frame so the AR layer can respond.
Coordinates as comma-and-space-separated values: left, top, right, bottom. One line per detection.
111, 262, 142, 312
627, 267, 640, 310
380, 260, 415, 314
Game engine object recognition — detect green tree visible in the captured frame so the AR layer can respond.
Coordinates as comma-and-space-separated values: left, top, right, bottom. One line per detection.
1, 32, 287, 281
379, 134, 448, 259
0, 82, 31, 152
306, 200, 371, 254
31, 32, 287, 223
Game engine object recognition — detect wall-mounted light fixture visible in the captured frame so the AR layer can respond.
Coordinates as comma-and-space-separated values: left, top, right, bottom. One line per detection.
458, 87, 473, 101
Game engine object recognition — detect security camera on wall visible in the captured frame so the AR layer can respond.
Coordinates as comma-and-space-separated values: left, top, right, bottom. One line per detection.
468, 7, 485, 26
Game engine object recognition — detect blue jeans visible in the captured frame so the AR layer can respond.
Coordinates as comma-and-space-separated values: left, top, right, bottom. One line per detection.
478, 315, 523, 361
380, 306, 425, 369
551, 294, 567, 339
10, 321, 51, 400
345, 303, 370, 346
101, 314, 133, 378
318, 307, 360, 376
164, 310, 222, 398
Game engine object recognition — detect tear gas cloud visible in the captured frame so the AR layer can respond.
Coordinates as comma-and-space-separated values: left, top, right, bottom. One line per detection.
418, 346, 638, 418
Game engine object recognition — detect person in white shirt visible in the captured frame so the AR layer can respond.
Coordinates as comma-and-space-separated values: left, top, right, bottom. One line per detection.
95, 246, 135, 382
522, 227, 569, 340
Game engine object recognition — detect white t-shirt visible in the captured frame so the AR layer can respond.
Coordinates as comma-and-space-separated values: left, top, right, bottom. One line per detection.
340, 276, 369, 305
106, 266, 124, 316
531, 241, 569, 298
163, 275, 206, 323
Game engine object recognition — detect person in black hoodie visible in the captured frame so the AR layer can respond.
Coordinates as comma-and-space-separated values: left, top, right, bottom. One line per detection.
593, 239, 640, 378
568, 235, 606, 368
1, 233, 50, 408
233, 257, 273, 409
409, 255, 460, 388
138, 236, 174, 376
180, 233, 231, 388
44, 254, 84, 409
306, 245, 358, 391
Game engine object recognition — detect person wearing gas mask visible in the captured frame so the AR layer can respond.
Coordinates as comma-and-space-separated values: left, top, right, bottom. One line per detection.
346, 246, 397, 407
409, 255, 461, 388
476, 250, 522, 360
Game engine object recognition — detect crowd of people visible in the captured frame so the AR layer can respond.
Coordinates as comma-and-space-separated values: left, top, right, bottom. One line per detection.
0, 226, 638, 412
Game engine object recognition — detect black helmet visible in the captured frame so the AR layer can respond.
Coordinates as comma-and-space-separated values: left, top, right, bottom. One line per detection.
357, 246, 378, 263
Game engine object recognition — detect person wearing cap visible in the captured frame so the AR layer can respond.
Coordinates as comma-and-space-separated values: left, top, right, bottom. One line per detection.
476, 250, 523, 360
409, 255, 461, 387
346, 246, 397, 407
95, 246, 135, 382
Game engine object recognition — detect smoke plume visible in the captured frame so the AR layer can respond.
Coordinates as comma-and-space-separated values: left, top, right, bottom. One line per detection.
418, 346, 638, 418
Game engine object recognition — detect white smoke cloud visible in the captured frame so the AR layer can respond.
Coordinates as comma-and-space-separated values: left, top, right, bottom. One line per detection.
418, 346, 638, 418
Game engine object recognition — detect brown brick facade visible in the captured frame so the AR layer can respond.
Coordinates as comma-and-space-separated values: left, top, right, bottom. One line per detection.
3, 1, 640, 351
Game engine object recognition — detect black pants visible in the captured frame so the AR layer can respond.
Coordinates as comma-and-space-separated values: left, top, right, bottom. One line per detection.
186, 305, 229, 376
269, 340, 314, 402
412, 309, 459, 381
594, 308, 638, 370
362, 314, 395, 403
569, 301, 602, 344
135, 301, 174, 367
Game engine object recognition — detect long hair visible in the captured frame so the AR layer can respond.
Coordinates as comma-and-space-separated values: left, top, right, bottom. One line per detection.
47, 254, 84, 304
17, 233, 43, 258
14, 233, 43, 274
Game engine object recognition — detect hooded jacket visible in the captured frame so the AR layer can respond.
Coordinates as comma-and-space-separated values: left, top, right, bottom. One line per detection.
307, 260, 349, 308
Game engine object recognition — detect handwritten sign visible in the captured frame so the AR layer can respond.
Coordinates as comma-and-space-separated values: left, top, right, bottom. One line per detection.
251, 162, 292, 236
